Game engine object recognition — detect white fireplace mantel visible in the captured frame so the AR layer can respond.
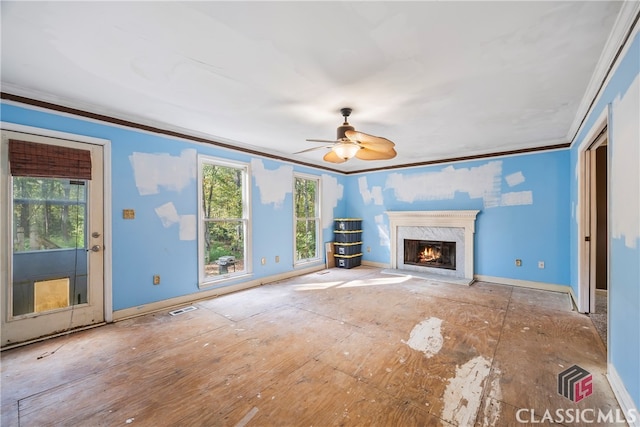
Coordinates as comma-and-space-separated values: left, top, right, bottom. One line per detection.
386, 210, 480, 280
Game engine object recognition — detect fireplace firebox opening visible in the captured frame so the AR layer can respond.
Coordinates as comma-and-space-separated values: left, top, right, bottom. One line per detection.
404, 239, 456, 270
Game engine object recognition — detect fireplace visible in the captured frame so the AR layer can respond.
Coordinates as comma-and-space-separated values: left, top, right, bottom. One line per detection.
386, 210, 479, 283
404, 239, 456, 270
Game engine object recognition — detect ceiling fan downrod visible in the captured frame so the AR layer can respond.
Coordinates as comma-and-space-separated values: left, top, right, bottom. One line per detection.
337, 107, 354, 139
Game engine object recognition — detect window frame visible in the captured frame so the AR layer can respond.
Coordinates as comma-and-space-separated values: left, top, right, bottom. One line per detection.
197, 155, 252, 287
293, 172, 322, 266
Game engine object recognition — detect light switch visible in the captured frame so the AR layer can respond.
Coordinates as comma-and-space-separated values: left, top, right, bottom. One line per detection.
123, 209, 135, 219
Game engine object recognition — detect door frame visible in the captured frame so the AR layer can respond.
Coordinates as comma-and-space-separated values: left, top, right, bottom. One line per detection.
576, 108, 608, 320
0, 122, 113, 328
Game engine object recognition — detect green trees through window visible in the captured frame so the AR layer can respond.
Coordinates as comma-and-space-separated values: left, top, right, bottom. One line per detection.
294, 176, 320, 262
12, 177, 86, 252
200, 160, 248, 278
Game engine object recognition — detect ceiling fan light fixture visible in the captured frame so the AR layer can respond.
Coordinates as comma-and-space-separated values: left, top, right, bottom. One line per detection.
332, 141, 360, 160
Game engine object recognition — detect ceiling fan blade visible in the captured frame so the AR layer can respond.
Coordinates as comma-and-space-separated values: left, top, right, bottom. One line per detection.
306, 138, 339, 143
355, 147, 397, 161
345, 130, 395, 151
293, 145, 332, 154
323, 150, 348, 164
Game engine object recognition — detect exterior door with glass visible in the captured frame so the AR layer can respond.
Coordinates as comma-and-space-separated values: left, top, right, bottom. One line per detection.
1, 130, 104, 347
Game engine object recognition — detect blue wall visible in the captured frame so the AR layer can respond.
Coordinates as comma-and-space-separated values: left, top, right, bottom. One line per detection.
1, 103, 345, 310
346, 151, 571, 284
570, 32, 640, 410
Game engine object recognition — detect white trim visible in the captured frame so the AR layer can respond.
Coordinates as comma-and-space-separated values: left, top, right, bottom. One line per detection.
608, 363, 640, 427
568, 2, 640, 144
197, 155, 252, 288
575, 108, 609, 313
361, 260, 389, 269
474, 274, 571, 294
386, 210, 479, 280
0, 122, 114, 322
293, 172, 323, 266
113, 263, 325, 321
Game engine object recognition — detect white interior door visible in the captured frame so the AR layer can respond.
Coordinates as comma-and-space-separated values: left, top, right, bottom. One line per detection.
1, 130, 104, 347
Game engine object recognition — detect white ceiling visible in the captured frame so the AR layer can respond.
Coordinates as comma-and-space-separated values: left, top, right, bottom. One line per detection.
1, 1, 625, 172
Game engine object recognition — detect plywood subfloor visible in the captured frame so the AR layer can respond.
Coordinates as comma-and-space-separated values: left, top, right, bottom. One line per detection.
1, 267, 617, 426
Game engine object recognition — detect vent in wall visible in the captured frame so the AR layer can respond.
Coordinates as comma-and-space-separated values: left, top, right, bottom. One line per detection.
169, 306, 197, 316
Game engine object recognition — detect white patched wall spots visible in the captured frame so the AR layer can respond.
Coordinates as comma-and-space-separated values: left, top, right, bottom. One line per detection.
358, 176, 384, 205
321, 174, 344, 229
505, 171, 525, 187
153, 202, 196, 240
375, 214, 390, 247
403, 317, 444, 358
155, 202, 180, 227
384, 161, 533, 208
441, 355, 492, 426
129, 149, 196, 195
251, 159, 293, 208
611, 74, 640, 249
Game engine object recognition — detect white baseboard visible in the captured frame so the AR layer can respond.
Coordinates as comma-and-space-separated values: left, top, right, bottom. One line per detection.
608, 363, 640, 427
113, 264, 326, 321
361, 260, 390, 268
474, 275, 571, 294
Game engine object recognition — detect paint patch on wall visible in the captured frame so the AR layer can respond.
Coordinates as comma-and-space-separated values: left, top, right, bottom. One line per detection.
179, 215, 196, 241
155, 202, 180, 227
505, 171, 525, 187
385, 161, 533, 208
251, 159, 293, 208
358, 176, 383, 205
129, 149, 196, 195
385, 161, 503, 208
611, 74, 640, 249
500, 191, 533, 206
375, 214, 390, 247
322, 174, 343, 228
402, 317, 443, 358
441, 355, 492, 426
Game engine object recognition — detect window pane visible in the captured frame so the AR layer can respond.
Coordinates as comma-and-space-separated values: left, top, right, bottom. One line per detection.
296, 219, 317, 260
203, 221, 245, 276
13, 177, 87, 252
295, 178, 317, 218
12, 177, 88, 316
202, 164, 242, 219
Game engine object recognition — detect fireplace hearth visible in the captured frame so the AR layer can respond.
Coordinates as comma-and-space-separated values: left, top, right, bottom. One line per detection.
404, 239, 456, 270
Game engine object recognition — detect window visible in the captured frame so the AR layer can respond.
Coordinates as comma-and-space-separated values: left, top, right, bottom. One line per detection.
294, 174, 321, 264
198, 156, 250, 285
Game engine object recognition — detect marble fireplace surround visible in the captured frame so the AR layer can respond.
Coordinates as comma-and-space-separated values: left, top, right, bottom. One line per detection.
386, 210, 479, 281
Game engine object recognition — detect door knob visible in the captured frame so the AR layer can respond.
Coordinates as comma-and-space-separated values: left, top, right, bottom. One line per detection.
88, 245, 101, 252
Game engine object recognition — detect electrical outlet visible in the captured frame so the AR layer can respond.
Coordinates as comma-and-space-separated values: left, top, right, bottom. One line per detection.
275, 255, 280, 263
367, 246, 371, 253
538, 261, 545, 269
153, 275, 160, 285
261, 257, 266, 265
515, 259, 522, 267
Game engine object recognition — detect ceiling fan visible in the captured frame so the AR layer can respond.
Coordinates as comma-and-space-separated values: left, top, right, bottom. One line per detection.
296, 108, 397, 164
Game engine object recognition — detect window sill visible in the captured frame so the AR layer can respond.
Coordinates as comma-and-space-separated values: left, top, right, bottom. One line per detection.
199, 272, 253, 290
293, 258, 323, 269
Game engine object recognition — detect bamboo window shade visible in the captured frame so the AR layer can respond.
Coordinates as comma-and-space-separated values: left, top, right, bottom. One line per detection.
8, 139, 92, 180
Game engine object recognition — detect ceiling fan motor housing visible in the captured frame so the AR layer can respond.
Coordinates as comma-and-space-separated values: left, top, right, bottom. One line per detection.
337, 123, 355, 140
